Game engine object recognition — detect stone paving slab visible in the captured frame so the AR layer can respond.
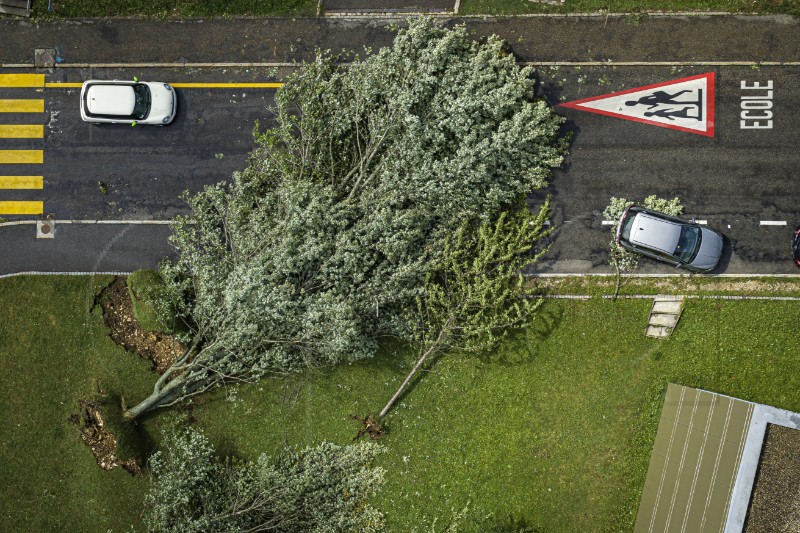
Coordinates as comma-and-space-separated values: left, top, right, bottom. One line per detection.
652, 300, 683, 314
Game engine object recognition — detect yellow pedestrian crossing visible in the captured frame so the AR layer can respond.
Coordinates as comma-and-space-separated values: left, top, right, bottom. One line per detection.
0, 74, 45, 88
0, 125, 44, 138
0, 201, 43, 214
0, 176, 43, 189
0, 99, 45, 113
0, 76, 46, 215
0, 150, 44, 164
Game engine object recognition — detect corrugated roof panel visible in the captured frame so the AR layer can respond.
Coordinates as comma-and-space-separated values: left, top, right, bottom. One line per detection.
634, 384, 754, 533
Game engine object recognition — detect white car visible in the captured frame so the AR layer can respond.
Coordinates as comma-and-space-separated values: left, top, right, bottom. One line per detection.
80, 79, 177, 125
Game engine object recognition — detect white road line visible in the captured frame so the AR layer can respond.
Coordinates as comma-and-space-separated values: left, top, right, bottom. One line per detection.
601, 220, 615, 225
0, 219, 173, 228
759, 220, 787, 226
0, 271, 131, 279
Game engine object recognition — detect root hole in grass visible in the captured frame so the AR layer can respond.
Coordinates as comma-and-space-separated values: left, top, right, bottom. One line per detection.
69, 399, 142, 476
97, 276, 184, 374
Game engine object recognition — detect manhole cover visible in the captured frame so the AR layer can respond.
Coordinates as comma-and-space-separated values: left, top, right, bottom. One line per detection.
34, 49, 57, 68
36, 219, 55, 239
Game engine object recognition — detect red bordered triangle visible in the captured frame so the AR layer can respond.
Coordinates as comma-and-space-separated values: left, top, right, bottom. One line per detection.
560, 72, 715, 137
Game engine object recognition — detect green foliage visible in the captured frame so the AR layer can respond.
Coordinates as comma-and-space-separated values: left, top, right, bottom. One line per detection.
144, 427, 384, 533
603, 195, 683, 275
417, 198, 553, 354
127, 269, 171, 334
128, 18, 566, 418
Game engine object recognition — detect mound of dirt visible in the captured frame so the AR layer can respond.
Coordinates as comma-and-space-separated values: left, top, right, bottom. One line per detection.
70, 399, 142, 476
98, 276, 184, 373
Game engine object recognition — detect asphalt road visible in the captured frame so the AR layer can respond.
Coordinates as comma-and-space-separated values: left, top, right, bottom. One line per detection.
1, 15, 799, 276
536, 65, 800, 275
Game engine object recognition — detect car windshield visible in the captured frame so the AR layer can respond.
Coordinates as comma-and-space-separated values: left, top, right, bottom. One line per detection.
619, 209, 637, 242
132, 84, 151, 119
674, 225, 702, 262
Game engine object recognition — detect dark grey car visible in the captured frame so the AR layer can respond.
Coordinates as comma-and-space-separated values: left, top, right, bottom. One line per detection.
616, 205, 724, 273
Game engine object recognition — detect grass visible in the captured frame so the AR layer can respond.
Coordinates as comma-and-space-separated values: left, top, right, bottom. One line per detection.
2, 275, 800, 531
0, 276, 159, 532
31, 0, 317, 18
189, 295, 800, 530
127, 269, 169, 334
21, 0, 799, 18
531, 275, 800, 298
459, 0, 799, 16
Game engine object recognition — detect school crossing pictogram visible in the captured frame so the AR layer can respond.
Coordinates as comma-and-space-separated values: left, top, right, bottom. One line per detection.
561, 72, 715, 137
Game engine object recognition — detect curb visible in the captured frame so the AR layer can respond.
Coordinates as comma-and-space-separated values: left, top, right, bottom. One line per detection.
541, 294, 800, 301
528, 273, 800, 278
0, 270, 131, 279
5, 60, 800, 69
321, 11, 760, 18
0, 219, 173, 228
0, 62, 301, 69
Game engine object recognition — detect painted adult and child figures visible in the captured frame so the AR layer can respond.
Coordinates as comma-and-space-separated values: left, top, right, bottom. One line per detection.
626, 89, 704, 121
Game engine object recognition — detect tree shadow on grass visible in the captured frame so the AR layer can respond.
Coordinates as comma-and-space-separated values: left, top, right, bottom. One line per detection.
100, 390, 159, 466
481, 515, 542, 533
478, 304, 565, 367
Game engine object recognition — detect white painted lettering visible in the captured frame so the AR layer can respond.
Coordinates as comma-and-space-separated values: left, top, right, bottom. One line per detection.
741, 110, 773, 120
741, 120, 772, 129
741, 100, 773, 110
741, 91, 773, 99
741, 80, 773, 90
740, 80, 774, 130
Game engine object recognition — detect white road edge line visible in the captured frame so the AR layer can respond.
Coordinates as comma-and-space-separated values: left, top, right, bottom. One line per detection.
0, 271, 131, 279
7, 61, 800, 69
760, 220, 787, 226
0, 219, 173, 228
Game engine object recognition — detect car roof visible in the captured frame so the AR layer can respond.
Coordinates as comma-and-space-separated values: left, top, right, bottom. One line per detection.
86, 84, 135, 116
629, 212, 682, 253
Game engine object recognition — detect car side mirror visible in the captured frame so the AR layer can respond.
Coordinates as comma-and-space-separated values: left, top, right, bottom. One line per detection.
133, 76, 139, 82
131, 121, 137, 127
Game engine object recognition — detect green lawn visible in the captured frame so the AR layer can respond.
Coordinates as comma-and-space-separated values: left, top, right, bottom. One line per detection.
1, 275, 799, 531
459, 0, 798, 16
31, 0, 317, 18
0, 276, 159, 532
24, 0, 798, 18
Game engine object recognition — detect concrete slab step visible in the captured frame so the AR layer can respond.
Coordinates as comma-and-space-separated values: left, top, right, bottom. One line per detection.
652, 299, 683, 314
0, 4, 30, 16
646, 325, 672, 338
650, 313, 679, 327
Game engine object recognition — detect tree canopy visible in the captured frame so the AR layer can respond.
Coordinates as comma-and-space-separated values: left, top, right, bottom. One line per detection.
143, 427, 384, 533
125, 18, 566, 419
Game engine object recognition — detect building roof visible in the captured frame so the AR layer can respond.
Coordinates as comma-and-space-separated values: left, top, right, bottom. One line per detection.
635, 384, 753, 533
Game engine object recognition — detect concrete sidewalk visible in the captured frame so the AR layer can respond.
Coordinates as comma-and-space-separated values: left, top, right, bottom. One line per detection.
1, 14, 799, 67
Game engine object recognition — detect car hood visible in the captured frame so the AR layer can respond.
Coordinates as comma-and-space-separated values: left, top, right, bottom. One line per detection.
690, 228, 724, 271
146, 83, 175, 120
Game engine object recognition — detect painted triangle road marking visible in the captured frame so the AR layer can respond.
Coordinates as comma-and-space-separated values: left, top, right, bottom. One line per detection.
561, 72, 715, 137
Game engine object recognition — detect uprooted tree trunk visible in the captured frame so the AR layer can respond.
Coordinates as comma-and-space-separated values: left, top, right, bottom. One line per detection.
377, 203, 552, 421
378, 323, 448, 418
123, 337, 206, 420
